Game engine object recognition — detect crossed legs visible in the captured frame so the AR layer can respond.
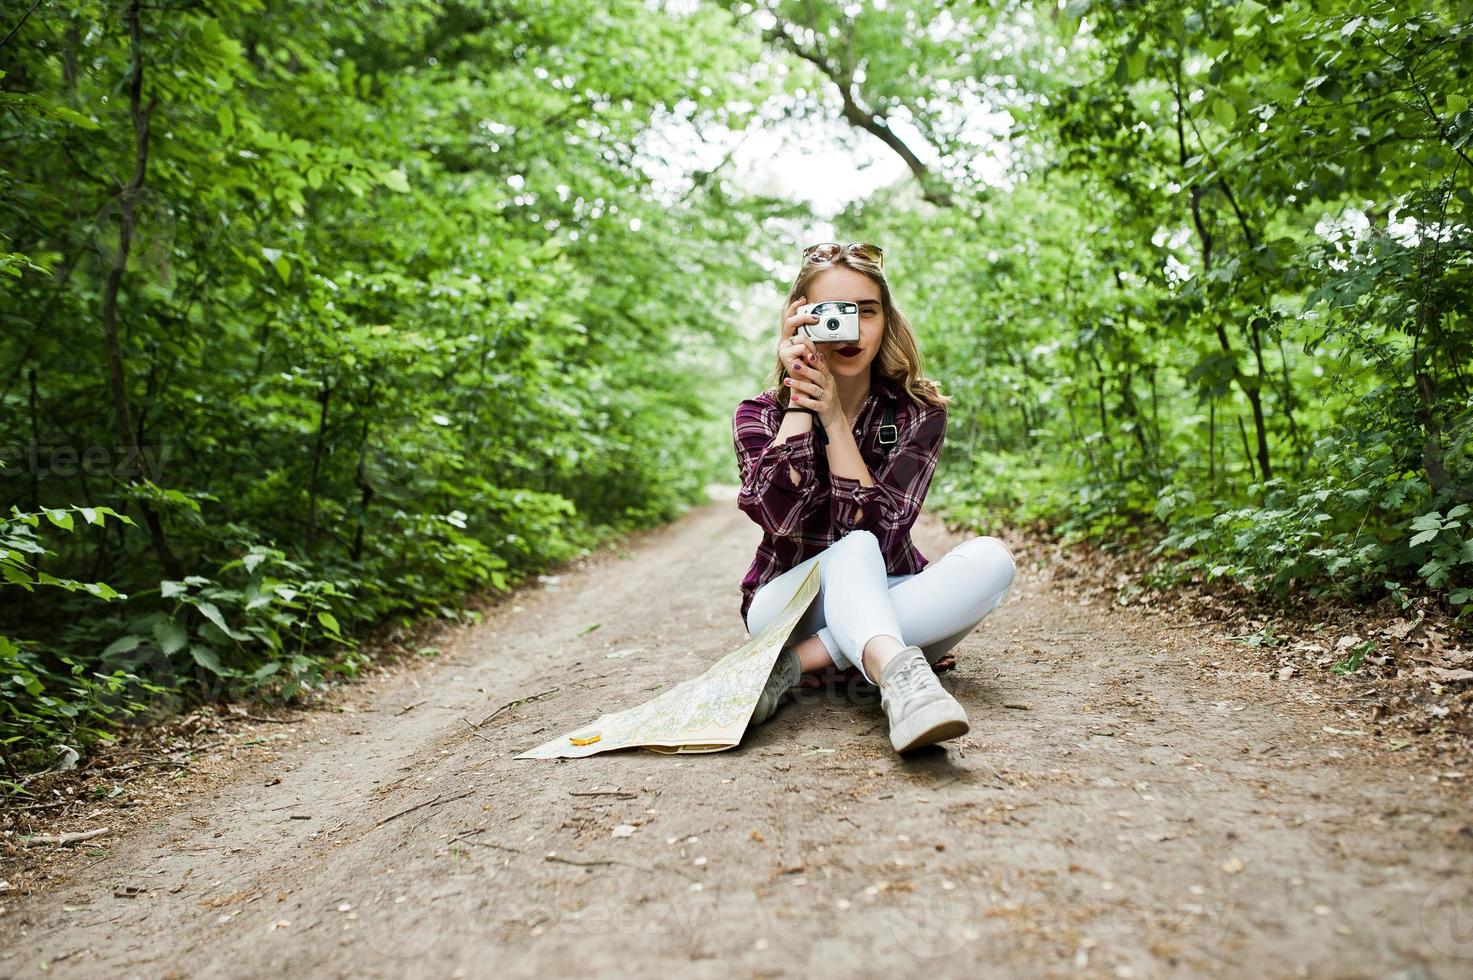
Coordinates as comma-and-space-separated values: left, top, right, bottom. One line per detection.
744, 530, 1017, 684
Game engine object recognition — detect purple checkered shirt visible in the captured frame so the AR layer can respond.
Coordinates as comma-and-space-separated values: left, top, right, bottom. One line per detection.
733, 372, 947, 624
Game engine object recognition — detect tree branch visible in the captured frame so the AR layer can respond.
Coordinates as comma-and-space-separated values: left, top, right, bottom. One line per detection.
765, 15, 954, 208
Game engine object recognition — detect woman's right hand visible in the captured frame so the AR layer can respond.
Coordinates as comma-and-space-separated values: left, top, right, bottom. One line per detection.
779, 296, 820, 377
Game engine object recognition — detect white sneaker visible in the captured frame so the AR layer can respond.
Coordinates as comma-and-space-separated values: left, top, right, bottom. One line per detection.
878, 646, 970, 752
749, 646, 801, 727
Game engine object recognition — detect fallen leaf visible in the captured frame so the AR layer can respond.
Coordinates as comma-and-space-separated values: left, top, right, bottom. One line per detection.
1382, 619, 1416, 640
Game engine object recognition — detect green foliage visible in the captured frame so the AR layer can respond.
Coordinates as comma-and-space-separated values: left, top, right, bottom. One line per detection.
799, 0, 1472, 614
1, 506, 139, 769
0, 0, 787, 770
1331, 640, 1377, 676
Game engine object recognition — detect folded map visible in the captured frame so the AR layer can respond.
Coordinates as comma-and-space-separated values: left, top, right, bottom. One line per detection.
515, 561, 820, 758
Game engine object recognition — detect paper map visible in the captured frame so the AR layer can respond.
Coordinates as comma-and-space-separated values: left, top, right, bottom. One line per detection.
515, 562, 820, 758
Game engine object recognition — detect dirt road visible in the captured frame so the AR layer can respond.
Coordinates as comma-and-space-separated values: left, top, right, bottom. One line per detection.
3, 490, 1471, 978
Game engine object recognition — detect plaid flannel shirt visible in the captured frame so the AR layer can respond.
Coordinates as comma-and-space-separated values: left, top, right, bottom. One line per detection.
733, 372, 947, 624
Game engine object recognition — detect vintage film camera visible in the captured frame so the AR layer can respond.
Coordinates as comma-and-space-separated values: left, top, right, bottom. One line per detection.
796, 300, 860, 344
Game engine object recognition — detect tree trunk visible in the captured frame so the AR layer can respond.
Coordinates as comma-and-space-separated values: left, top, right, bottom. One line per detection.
99, 0, 181, 578
306, 376, 333, 553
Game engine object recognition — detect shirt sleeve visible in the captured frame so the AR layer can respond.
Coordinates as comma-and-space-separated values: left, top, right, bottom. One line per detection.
829, 403, 946, 548
733, 398, 822, 537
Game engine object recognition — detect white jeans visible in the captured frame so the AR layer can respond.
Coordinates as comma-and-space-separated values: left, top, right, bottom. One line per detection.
743, 530, 1017, 684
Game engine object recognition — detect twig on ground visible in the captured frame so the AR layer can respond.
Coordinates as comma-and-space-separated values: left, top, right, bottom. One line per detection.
461, 838, 526, 856
7, 799, 71, 812
22, 827, 110, 847
544, 854, 621, 870
470, 687, 560, 728
374, 790, 474, 828
543, 853, 695, 881
458, 718, 495, 743
93, 759, 191, 775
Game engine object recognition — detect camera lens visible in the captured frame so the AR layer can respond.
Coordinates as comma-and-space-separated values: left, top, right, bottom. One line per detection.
826, 318, 840, 331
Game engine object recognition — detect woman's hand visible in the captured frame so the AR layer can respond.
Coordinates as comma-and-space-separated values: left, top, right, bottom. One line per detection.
778, 296, 820, 376
786, 348, 842, 429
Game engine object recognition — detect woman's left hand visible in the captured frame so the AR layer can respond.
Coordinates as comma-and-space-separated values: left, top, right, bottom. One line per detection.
785, 350, 842, 430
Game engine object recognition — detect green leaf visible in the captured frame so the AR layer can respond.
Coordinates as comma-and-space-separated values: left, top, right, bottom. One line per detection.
153, 620, 188, 656
190, 646, 225, 675
1125, 49, 1146, 81
2, 563, 35, 589
42, 100, 100, 130
82, 581, 123, 600
1448, 94, 1469, 116
195, 601, 239, 639
317, 611, 342, 635
102, 635, 144, 657
380, 168, 411, 193
1418, 558, 1449, 587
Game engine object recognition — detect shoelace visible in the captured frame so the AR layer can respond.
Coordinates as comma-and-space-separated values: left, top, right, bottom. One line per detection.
886, 654, 934, 701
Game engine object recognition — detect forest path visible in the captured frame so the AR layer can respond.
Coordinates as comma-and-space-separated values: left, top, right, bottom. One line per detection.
3, 491, 1471, 978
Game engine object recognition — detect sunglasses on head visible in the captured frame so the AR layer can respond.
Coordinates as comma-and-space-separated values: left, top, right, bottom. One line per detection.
802, 241, 884, 269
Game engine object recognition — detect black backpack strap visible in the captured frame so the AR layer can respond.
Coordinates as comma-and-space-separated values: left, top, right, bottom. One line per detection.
877, 400, 898, 460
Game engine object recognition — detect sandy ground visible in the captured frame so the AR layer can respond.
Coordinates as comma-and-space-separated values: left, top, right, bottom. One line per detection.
2, 488, 1472, 979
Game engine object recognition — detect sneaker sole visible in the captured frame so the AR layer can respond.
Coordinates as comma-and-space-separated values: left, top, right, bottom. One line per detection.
889, 704, 970, 753
750, 650, 803, 727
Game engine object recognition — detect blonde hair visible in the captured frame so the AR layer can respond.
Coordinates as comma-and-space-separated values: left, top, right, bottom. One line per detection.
770, 253, 950, 410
